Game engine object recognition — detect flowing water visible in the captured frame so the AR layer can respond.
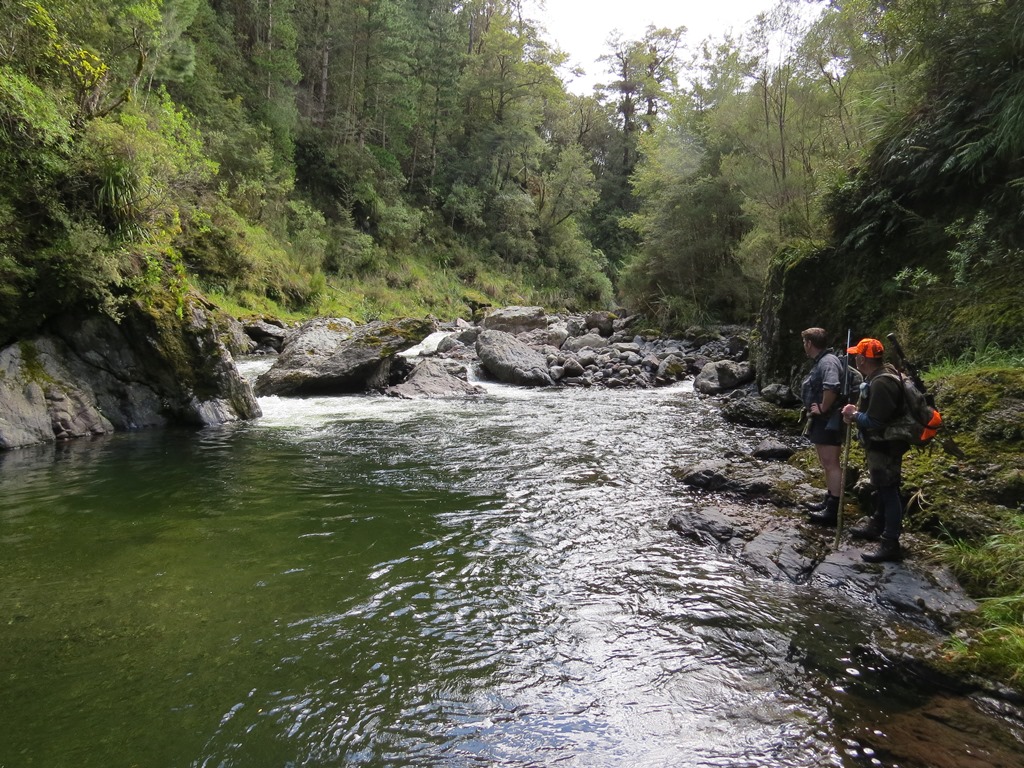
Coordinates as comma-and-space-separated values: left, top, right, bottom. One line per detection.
2, 358, 1023, 768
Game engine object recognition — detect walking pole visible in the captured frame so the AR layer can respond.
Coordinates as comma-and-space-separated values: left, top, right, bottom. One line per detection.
834, 329, 854, 549
834, 417, 853, 549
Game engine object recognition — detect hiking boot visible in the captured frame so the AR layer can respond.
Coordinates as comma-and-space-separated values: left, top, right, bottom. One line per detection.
849, 515, 884, 541
803, 492, 831, 512
861, 537, 902, 563
808, 494, 839, 527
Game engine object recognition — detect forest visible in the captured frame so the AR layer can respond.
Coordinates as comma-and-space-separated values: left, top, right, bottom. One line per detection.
3, 0, 1019, 351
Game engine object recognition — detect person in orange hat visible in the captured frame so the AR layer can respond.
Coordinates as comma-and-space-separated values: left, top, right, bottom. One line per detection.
841, 338, 911, 562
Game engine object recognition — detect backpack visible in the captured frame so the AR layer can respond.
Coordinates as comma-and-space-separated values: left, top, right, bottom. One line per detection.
879, 372, 943, 447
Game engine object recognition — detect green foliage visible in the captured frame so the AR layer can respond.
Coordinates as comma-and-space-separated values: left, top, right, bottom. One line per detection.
930, 345, 1024, 378
619, 110, 755, 325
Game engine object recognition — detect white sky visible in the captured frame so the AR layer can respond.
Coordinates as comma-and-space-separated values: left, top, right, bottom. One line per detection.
529, 0, 780, 94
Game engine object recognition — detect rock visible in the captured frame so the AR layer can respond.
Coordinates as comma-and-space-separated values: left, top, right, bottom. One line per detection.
480, 306, 548, 335
694, 360, 755, 394
751, 438, 796, 460
760, 382, 801, 406
584, 310, 617, 336
563, 358, 586, 378
669, 462, 980, 633
243, 318, 292, 352
220, 314, 257, 356
812, 547, 978, 630
720, 396, 802, 431
475, 329, 553, 387
254, 317, 434, 396
563, 333, 609, 352
0, 294, 261, 450
519, 323, 570, 348
674, 457, 817, 505
385, 358, 485, 399
668, 505, 755, 546
684, 326, 722, 346
725, 334, 749, 360
740, 526, 817, 582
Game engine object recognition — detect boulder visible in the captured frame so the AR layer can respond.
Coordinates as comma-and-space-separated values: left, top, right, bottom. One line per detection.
385, 358, 485, 399
475, 329, 553, 387
243, 318, 292, 352
480, 306, 548, 335
693, 360, 755, 394
656, 354, 688, 384
720, 396, 802, 431
254, 317, 434, 396
0, 294, 261, 450
563, 333, 609, 352
584, 310, 617, 336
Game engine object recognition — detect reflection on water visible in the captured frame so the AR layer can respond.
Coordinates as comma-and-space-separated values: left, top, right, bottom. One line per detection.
1, 363, 1022, 768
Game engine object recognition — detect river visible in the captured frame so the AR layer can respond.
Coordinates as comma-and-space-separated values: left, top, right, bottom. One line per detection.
1, 357, 1022, 767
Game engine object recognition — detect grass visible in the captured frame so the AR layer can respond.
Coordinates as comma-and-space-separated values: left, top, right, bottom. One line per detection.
927, 344, 1024, 378
900, 349, 1024, 685
201, 243, 593, 326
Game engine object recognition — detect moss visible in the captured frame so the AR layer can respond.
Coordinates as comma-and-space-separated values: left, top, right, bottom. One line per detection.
17, 341, 54, 385
132, 289, 225, 401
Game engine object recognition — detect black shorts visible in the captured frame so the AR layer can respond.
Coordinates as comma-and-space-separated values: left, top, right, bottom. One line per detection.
808, 415, 842, 446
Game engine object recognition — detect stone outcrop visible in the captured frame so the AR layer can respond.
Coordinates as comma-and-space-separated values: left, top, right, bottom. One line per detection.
475, 329, 554, 387
0, 293, 261, 450
694, 359, 755, 394
479, 305, 549, 335
669, 459, 979, 632
240, 307, 756, 397
385, 358, 485, 399
254, 317, 434, 396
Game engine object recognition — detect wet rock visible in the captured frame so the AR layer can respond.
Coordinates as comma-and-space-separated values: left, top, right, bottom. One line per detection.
751, 438, 796, 460
739, 526, 817, 582
694, 360, 755, 394
720, 395, 802, 431
670, 459, 980, 633
813, 547, 978, 630
667, 505, 752, 546
0, 294, 261, 450
475, 329, 553, 387
385, 358, 485, 399
255, 317, 433, 396
674, 458, 819, 506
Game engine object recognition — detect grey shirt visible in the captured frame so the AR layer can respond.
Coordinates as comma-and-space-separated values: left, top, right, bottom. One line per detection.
801, 349, 844, 411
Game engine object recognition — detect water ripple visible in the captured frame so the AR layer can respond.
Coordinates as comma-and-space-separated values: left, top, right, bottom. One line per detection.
3, 373, 1021, 768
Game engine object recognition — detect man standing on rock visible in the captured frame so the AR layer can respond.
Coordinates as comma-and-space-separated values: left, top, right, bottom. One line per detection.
800, 328, 845, 526
841, 338, 910, 563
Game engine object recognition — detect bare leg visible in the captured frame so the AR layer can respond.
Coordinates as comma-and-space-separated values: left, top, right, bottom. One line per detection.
815, 443, 842, 497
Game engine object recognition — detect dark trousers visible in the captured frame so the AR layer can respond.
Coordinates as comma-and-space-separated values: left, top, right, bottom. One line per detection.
865, 441, 910, 540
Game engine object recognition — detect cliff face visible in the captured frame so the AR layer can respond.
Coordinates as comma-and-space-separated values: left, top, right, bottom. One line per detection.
754, 241, 1024, 394
0, 292, 260, 450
